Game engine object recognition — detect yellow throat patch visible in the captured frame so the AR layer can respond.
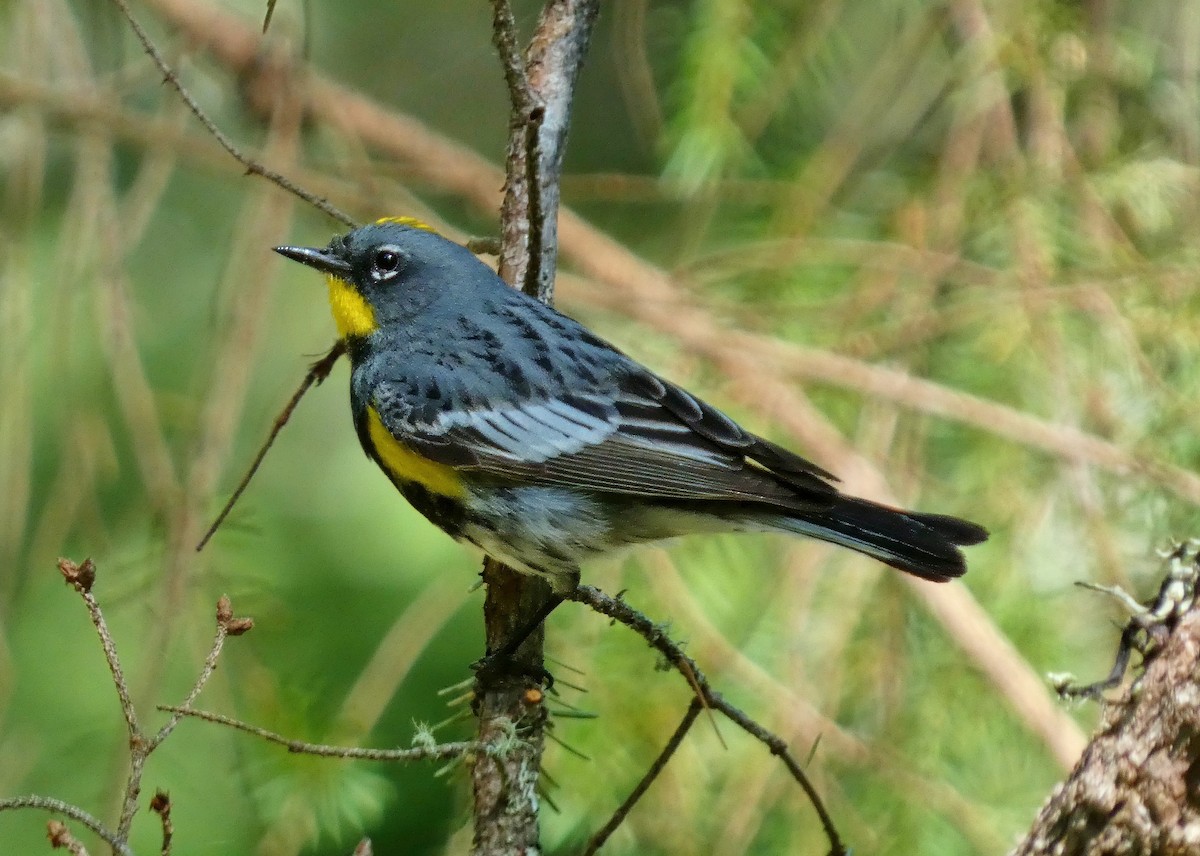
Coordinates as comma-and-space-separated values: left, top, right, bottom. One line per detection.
366, 407, 465, 498
326, 274, 377, 339
324, 217, 437, 339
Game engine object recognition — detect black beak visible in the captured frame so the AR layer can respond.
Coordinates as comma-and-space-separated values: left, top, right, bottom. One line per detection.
274, 245, 353, 277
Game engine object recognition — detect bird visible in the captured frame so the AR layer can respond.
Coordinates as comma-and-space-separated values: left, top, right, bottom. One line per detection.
275, 218, 988, 665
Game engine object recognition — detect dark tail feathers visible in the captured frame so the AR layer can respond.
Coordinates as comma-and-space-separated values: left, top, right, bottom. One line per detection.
771, 497, 988, 582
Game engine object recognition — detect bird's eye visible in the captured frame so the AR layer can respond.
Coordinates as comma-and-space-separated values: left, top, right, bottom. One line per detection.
372, 247, 403, 276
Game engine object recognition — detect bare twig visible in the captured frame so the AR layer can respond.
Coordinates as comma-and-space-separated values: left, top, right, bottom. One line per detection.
151, 596, 253, 748
489, 0, 535, 116
158, 706, 482, 762
51, 559, 250, 848
565, 585, 847, 856
0, 797, 130, 856
56, 559, 139, 749
520, 0, 598, 300
106, 0, 356, 227
582, 698, 704, 855
261, 0, 279, 34
491, 0, 539, 295
196, 340, 346, 550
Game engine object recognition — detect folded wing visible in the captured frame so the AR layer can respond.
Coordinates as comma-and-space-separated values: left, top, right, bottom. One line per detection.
369, 368, 838, 512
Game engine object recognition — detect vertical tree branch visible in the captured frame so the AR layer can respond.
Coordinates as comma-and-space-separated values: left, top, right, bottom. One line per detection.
522, 0, 598, 300
473, 3, 598, 855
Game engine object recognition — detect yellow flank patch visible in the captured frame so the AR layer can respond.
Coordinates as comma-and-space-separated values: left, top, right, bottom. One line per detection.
374, 215, 438, 233
367, 408, 465, 498
326, 274, 377, 339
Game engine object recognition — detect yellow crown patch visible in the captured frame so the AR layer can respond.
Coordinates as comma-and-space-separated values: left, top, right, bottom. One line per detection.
374, 216, 438, 233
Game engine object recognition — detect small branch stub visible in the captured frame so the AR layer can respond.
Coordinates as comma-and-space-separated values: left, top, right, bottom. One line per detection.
58, 558, 96, 593
150, 790, 173, 856
216, 595, 254, 635
47, 820, 89, 856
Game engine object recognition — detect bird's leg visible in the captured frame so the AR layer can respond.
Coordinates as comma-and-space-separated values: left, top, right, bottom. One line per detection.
473, 592, 565, 684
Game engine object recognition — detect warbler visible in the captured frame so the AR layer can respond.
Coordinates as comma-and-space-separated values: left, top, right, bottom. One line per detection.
276, 219, 987, 622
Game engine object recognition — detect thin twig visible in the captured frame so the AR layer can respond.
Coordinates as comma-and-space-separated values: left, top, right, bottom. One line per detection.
581, 698, 704, 855
56, 559, 139, 748
151, 595, 252, 747
491, 0, 536, 292
106, 0, 356, 227
565, 585, 847, 856
521, 104, 547, 299
0, 797, 131, 856
489, 0, 545, 294
196, 340, 346, 550
521, 0, 599, 301
158, 706, 481, 762
489, 0, 535, 116
262, 0, 279, 34
54, 560, 251, 846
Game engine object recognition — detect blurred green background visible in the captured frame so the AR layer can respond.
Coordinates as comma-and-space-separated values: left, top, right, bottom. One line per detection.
4, 0, 1200, 853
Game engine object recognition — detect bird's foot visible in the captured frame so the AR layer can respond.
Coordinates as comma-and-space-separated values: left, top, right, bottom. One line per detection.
471, 651, 555, 690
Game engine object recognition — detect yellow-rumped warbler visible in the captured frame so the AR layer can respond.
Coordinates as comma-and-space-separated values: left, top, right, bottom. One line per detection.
276, 219, 987, 647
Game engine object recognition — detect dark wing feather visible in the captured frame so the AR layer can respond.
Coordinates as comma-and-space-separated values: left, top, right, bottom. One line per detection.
370, 368, 837, 511
622, 372, 838, 490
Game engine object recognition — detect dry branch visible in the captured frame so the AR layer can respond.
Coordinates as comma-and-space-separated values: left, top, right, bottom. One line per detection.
566, 585, 846, 854
0, 798, 127, 856
0, 560, 251, 856
108, 0, 353, 227
158, 707, 483, 762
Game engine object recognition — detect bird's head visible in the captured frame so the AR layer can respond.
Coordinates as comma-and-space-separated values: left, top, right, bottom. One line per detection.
276, 217, 481, 340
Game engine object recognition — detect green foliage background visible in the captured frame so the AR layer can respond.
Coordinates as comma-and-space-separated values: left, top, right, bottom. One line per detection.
3, 0, 1200, 853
